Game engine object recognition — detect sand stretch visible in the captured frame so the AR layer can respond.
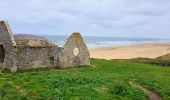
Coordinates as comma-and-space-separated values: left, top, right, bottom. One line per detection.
89, 43, 170, 60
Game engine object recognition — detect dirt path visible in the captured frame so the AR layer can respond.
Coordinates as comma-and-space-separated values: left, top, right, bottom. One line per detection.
0, 74, 26, 96
129, 81, 161, 100
7, 80, 26, 96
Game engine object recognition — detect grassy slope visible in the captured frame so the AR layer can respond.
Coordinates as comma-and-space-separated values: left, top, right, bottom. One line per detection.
0, 59, 170, 100
125, 53, 170, 67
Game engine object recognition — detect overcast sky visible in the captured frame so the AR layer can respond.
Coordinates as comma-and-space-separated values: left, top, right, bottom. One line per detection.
0, 0, 170, 38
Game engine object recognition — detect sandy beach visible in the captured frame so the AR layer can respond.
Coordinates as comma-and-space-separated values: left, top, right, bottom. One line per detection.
89, 43, 170, 59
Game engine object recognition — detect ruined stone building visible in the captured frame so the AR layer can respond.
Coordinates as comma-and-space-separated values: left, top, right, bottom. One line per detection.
0, 21, 90, 72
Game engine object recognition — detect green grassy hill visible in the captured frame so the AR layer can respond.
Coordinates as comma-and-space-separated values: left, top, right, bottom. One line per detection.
125, 53, 170, 67
0, 59, 170, 100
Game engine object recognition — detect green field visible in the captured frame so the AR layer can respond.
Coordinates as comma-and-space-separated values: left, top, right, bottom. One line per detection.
0, 59, 170, 100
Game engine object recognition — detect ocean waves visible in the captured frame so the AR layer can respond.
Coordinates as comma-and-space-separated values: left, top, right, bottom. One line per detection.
45, 35, 170, 48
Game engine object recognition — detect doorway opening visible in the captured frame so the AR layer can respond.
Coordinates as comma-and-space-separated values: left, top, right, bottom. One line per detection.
49, 57, 54, 66
0, 44, 5, 63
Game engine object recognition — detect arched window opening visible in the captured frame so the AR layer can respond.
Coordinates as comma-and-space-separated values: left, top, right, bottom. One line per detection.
73, 47, 80, 56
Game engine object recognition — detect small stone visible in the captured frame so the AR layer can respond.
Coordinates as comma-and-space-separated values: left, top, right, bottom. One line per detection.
91, 65, 96, 68
10, 67, 17, 73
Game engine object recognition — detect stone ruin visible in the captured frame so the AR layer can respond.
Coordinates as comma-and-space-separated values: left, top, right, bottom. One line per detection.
0, 20, 90, 72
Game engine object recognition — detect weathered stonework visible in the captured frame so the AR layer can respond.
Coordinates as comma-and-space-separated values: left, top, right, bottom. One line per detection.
0, 20, 90, 72
63, 32, 90, 67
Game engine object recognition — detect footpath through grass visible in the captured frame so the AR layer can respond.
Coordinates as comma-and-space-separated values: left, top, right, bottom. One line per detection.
0, 59, 170, 100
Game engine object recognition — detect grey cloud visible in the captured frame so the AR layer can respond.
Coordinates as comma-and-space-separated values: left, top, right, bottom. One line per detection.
0, 0, 170, 38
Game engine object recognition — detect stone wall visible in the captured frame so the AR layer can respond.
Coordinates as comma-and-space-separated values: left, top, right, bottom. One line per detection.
0, 21, 17, 70
49, 46, 64, 68
63, 32, 90, 67
0, 20, 90, 72
16, 47, 49, 69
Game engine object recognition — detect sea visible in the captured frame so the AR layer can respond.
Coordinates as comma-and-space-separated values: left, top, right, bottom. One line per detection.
43, 35, 170, 48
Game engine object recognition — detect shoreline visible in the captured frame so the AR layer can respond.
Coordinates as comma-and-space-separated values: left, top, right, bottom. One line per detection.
89, 43, 170, 60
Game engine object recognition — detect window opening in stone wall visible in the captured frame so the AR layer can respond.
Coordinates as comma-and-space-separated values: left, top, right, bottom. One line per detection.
49, 57, 54, 66
0, 44, 5, 63
73, 47, 80, 56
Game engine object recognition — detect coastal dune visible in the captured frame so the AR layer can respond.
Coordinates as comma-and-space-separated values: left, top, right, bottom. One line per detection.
89, 43, 170, 59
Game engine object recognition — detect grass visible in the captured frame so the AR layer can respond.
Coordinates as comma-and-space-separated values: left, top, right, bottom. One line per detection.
123, 53, 170, 67
0, 59, 170, 100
